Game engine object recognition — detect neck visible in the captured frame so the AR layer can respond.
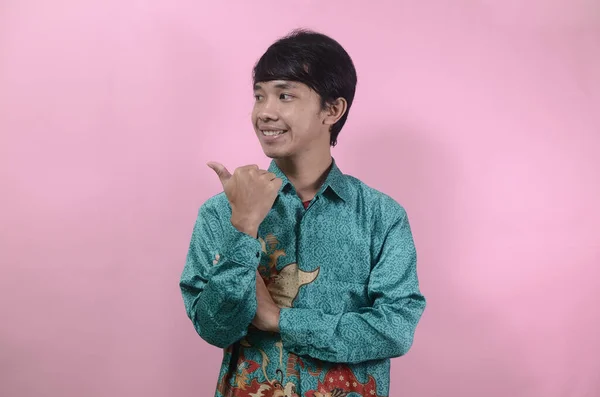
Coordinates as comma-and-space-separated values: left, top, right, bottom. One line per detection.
275, 150, 333, 202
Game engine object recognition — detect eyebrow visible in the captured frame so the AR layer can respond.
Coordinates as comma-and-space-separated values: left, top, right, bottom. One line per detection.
254, 81, 297, 91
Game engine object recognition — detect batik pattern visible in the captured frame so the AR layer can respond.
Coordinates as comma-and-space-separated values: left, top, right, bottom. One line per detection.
180, 158, 426, 397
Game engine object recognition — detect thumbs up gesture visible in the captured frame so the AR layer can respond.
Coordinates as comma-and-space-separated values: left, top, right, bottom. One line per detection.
207, 162, 283, 238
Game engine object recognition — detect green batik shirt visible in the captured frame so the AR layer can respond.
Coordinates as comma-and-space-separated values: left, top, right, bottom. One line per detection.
180, 158, 426, 397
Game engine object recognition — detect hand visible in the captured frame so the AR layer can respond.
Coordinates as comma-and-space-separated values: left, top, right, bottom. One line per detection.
252, 270, 280, 333
207, 162, 282, 237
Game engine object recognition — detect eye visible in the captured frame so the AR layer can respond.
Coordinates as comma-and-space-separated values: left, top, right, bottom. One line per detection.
280, 93, 294, 100
254, 94, 264, 101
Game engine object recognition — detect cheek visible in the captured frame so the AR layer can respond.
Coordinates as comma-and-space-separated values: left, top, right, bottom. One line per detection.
297, 110, 323, 133
285, 107, 312, 129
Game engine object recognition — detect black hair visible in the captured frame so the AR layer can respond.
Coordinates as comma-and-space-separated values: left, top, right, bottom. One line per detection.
252, 29, 357, 147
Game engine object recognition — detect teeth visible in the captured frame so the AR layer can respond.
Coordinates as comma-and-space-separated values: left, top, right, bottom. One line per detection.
262, 130, 286, 136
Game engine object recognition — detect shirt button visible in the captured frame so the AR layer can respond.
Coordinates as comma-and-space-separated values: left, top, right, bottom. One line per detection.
306, 332, 313, 344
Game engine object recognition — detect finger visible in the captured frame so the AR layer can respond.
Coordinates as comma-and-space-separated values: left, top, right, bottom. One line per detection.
207, 161, 232, 185
239, 164, 260, 176
260, 172, 277, 181
271, 177, 283, 189
256, 270, 265, 283
241, 164, 260, 171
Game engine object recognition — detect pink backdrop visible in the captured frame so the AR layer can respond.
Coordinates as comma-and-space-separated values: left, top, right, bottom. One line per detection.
1, 1, 599, 396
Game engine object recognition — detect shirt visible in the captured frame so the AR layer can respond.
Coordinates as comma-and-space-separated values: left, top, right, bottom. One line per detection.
179, 158, 426, 397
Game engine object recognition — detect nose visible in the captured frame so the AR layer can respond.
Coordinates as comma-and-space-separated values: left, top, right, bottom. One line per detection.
256, 96, 279, 122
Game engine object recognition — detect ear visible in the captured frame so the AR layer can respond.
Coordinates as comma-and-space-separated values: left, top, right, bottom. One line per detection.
322, 97, 348, 129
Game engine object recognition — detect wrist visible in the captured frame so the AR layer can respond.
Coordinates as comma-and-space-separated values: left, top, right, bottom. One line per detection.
230, 214, 259, 238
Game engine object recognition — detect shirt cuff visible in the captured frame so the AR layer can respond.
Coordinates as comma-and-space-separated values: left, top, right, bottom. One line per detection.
279, 307, 338, 358
221, 218, 262, 267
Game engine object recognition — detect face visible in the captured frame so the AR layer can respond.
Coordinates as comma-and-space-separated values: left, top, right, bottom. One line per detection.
252, 80, 331, 159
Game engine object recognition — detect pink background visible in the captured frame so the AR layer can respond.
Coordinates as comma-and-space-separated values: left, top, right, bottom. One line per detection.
1, 1, 599, 396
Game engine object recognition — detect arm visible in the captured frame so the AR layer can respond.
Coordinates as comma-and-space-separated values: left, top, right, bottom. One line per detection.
278, 210, 426, 364
179, 202, 262, 348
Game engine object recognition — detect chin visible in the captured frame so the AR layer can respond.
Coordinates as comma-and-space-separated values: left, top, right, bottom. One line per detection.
263, 151, 285, 160
261, 146, 292, 160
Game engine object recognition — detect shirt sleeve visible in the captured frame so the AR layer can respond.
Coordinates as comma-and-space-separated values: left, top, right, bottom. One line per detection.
278, 210, 426, 364
179, 201, 262, 348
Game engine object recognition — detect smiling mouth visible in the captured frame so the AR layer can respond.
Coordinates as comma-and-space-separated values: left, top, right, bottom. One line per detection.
261, 130, 287, 136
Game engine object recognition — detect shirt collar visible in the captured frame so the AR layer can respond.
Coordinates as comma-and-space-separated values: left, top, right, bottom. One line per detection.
267, 157, 349, 202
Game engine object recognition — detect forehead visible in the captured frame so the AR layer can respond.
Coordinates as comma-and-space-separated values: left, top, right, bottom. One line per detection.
253, 80, 309, 91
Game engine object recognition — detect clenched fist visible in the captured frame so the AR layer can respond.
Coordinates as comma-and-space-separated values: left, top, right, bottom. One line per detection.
207, 162, 283, 238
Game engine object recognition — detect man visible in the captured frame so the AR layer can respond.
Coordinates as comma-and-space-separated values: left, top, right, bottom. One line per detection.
180, 29, 426, 397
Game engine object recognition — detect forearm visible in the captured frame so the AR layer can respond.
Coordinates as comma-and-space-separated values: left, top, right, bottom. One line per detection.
180, 205, 263, 348
185, 260, 258, 348
279, 292, 426, 363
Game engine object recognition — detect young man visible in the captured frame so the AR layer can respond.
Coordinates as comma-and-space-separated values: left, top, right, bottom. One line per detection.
180, 29, 426, 397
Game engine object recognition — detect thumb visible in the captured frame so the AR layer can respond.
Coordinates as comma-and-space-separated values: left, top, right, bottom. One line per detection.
207, 161, 232, 185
